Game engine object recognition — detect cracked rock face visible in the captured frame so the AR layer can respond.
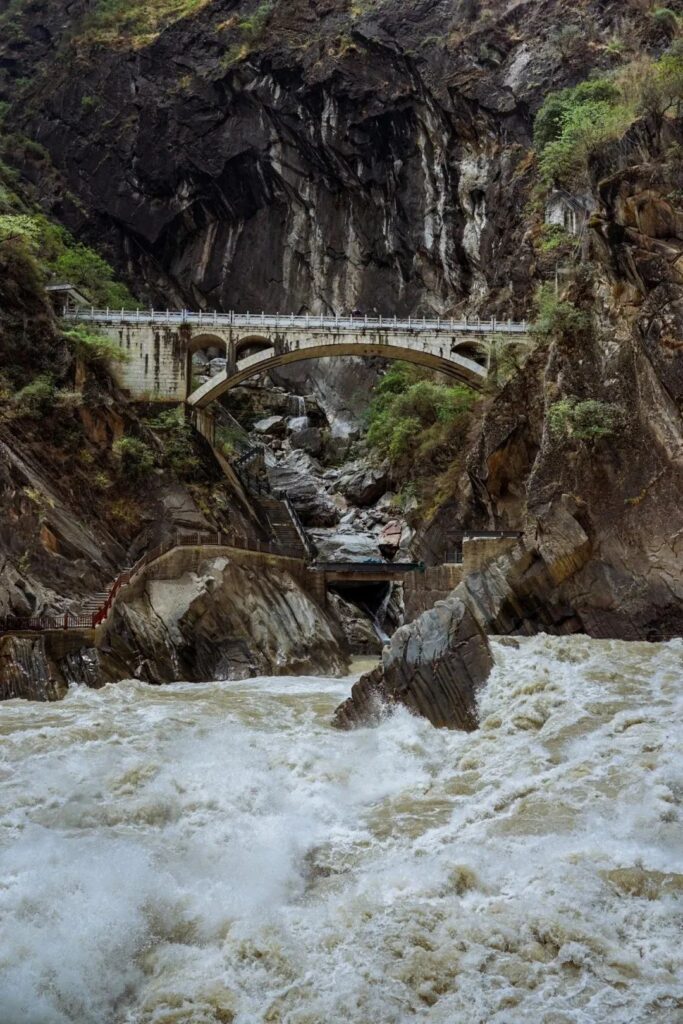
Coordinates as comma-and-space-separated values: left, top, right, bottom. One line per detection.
5, 1, 651, 316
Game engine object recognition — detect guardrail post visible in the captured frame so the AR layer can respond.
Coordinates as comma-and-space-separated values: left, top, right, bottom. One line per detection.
106, 307, 109, 319
379, 314, 382, 326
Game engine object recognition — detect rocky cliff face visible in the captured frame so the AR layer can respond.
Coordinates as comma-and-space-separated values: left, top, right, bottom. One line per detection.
2, 0, 675, 315
419, 117, 683, 641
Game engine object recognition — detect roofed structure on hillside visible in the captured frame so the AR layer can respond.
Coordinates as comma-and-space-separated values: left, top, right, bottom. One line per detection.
544, 189, 594, 236
45, 283, 92, 311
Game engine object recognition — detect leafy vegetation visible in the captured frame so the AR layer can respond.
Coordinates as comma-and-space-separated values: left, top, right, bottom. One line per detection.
63, 325, 129, 366
530, 284, 593, 343
112, 436, 157, 481
12, 375, 57, 419
366, 362, 476, 476
548, 396, 623, 442
147, 407, 202, 479
0, 139, 135, 308
535, 223, 572, 254
534, 49, 683, 186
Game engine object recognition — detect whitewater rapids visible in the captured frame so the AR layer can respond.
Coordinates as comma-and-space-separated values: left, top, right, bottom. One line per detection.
0, 635, 682, 1023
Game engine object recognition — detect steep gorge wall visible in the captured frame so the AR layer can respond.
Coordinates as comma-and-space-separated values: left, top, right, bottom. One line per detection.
3, 0, 674, 316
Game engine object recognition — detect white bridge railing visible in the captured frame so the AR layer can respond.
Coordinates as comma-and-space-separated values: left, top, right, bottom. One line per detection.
63, 308, 530, 334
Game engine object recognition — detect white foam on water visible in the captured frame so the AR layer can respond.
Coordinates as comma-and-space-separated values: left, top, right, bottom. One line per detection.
1, 636, 682, 1023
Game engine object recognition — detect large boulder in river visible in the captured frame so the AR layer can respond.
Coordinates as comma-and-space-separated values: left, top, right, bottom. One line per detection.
334, 526, 595, 731
333, 596, 493, 730
337, 459, 390, 506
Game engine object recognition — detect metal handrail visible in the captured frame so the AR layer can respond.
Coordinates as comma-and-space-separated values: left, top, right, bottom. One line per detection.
311, 560, 424, 573
62, 308, 530, 334
462, 530, 523, 539
282, 494, 318, 560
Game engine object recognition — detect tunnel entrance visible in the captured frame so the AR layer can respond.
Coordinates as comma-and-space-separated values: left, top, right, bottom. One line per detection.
328, 580, 394, 649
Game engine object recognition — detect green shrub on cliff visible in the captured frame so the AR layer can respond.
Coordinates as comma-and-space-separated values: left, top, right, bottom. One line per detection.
534, 77, 632, 186
366, 362, 475, 474
0, 151, 135, 309
535, 51, 683, 186
13, 375, 57, 419
549, 396, 623, 442
113, 437, 156, 481
531, 284, 593, 342
63, 325, 129, 365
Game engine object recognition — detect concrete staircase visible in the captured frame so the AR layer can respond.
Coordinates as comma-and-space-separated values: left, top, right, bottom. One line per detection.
254, 495, 308, 558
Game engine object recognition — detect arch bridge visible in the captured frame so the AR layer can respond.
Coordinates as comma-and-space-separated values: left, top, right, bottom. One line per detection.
63, 309, 530, 405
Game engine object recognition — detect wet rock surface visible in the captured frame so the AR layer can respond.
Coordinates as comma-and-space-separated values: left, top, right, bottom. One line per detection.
92, 555, 348, 683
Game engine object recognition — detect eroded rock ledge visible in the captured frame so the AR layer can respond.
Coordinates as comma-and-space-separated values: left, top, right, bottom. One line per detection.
334, 510, 593, 730
0, 550, 348, 701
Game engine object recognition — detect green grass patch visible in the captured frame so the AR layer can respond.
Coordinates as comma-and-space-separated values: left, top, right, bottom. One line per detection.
77, 0, 211, 47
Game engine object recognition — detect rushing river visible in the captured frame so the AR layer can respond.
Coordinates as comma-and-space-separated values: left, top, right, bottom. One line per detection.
1, 635, 682, 1024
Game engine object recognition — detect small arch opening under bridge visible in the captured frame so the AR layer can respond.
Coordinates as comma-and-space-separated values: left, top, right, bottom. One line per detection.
186, 332, 228, 399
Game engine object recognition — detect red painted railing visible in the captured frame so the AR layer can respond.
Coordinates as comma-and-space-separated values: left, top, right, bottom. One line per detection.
0, 531, 304, 635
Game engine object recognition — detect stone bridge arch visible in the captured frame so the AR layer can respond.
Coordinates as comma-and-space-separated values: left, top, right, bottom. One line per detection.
187, 336, 487, 409
234, 333, 273, 361
64, 311, 530, 403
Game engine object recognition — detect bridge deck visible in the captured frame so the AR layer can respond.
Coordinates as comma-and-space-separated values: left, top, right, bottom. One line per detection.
64, 309, 529, 335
